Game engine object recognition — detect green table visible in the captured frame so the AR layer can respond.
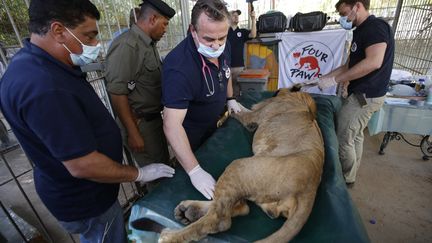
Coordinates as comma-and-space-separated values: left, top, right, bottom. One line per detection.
128, 92, 370, 243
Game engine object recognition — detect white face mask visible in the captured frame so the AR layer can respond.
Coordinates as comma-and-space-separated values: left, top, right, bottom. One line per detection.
193, 32, 225, 59
63, 28, 101, 66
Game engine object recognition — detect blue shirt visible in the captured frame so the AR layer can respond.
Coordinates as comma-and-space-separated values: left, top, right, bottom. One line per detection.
162, 34, 231, 151
0, 40, 122, 222
227, 27, 251, 67
348, 15, 394, 98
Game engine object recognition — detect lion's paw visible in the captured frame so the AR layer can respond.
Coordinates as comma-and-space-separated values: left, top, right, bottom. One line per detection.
174, 201, 206, 225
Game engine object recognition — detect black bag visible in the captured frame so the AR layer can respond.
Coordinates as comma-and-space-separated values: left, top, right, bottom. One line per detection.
289, 11, 328, 32
257, 11, 287, 33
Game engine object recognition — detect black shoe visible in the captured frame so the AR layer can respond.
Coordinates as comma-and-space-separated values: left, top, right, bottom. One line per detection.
346, 182, 355, 189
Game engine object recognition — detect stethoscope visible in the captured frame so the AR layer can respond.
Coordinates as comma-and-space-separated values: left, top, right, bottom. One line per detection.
199, 54, 228, 97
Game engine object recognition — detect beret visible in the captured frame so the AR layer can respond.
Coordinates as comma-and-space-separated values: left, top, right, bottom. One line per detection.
140, 0, 175, 19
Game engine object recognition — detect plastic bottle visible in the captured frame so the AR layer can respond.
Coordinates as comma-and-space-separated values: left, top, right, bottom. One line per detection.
426, 86, 432, 105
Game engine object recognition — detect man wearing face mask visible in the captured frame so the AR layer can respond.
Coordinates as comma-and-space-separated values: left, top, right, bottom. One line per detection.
310, 0, 394, 187
105, 0, 175, 182
162, 0, 245, 200
0, 1, 175, 242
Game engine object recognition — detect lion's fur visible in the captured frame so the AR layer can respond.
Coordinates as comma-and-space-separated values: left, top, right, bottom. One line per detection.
159, 90, 325, 243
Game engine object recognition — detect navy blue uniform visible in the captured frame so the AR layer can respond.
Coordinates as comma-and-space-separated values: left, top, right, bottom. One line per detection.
227, 27, 251, 67
162, 34, 231, 151
0, 40, 122, 222
348, 15, 394, 98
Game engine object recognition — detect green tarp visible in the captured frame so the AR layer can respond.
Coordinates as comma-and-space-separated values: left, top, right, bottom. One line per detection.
129, 92, 370, 243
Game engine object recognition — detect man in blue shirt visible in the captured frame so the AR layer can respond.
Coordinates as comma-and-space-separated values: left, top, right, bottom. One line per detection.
312, 0, 394, 187
162, 0, 245, 200
0, 1, 174, 242
227, 6, 257, 96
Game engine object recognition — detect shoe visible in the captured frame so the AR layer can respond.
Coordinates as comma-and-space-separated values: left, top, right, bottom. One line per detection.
346, 182, 355, 189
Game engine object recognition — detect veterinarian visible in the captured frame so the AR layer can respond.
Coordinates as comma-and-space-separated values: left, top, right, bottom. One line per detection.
0, 1, 175, 242
106, 0, 175, 170
162, 0, 244, 200
227, 3, 256, 96
312, 0, 394, 186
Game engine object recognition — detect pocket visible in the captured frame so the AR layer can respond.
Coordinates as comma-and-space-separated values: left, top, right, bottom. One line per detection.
144, 54, 159, 71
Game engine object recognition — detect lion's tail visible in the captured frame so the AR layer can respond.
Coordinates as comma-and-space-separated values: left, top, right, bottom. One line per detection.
255, 193, 315, 243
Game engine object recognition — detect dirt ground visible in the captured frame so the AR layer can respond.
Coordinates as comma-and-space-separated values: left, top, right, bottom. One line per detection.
1, 123, 431, 242
350, 132, 432, 243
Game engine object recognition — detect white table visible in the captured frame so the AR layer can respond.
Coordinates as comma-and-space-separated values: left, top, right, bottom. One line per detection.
368, 98, 432, 160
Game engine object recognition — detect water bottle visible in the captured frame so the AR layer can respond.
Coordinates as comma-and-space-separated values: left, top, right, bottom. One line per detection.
426, 86, 432, 105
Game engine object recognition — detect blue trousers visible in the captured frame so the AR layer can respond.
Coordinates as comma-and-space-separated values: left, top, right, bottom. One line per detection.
59, 200, 127, 243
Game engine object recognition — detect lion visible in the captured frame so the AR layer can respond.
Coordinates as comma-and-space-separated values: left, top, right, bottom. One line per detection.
159, 89, 325, 243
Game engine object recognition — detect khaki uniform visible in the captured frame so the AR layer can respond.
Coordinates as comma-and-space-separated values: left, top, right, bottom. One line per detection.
337, 94, 385, 183
105, 25, 169, 167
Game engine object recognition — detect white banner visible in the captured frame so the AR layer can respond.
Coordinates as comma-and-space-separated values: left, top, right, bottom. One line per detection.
277, 29, 348, 95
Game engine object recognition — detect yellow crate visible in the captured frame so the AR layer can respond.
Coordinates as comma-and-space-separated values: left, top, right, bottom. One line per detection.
245, 43, 279, 91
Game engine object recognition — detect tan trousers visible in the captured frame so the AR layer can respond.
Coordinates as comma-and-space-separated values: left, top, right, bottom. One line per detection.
337, 94, 385, 183
118, 117, 170, 168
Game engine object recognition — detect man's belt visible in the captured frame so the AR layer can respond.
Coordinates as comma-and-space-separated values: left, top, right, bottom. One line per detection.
134, 110, 161, 121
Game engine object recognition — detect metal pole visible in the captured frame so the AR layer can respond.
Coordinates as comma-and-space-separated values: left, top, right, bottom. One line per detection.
392, 0, 404, 32
1, 152, 54, 243
0, 45, 8, 67
111, 0, 122, 33
0, 201, 29, 242
180, 0, 190, 37
2, 0, 23, 47
23, 0, 29, 8
100, 0, 114, 40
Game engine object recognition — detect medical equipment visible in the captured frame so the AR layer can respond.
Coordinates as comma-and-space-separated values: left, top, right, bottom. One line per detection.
199, 55, 225, 97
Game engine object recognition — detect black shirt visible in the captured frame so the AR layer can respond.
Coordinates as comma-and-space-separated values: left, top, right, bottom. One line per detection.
348, 15, 395, 98
227, 27, 251, 67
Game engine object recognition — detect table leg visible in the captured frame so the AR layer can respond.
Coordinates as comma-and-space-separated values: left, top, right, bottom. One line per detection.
379, 132, 393, 155
420, 135, 431, 161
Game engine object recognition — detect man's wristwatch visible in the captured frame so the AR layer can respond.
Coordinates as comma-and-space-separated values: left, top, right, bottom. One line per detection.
226, 97, 236, 101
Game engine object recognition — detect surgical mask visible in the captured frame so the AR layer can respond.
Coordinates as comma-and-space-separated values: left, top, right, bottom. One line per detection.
339, 16, 353, 30
62, 28, 101, 66
197, 42, 225, 59
193, 32, 225, 58
339, 7, 357, 30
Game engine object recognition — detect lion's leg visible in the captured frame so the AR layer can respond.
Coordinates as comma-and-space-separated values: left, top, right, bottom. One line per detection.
232, 199, 250, 217
174, 200, 211, 225
159, 197, 236, 243
258, 196, 297, 219
159, 161, 250, 243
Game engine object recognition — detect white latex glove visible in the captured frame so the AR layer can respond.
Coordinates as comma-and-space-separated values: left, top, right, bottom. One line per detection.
227, 99, 242, 114
318, 76, 337, 90
188, 165, 216, 200
135, 163, 175, 183
303, 78, 319, 85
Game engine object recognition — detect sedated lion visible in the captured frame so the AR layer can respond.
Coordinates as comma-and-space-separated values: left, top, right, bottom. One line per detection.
159, 89, 325, 243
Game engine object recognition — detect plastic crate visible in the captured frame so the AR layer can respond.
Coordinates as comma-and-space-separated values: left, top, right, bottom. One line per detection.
237, 69, 270, 92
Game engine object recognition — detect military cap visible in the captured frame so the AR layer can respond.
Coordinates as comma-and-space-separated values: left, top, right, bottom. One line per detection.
140, 0, 176, 19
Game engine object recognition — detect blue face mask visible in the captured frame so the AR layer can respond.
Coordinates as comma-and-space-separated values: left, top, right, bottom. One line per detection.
339, 16, 353, 30
63, 28, 101, 66
339, 6, 357, 30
